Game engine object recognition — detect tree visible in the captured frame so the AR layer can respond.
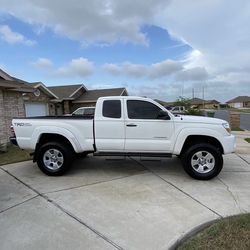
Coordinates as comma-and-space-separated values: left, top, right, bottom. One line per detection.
174, 96, 191, 109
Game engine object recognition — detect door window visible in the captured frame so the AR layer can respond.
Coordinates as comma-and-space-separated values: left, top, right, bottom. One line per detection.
127, 100, 161, 119
103, 100, 121, 118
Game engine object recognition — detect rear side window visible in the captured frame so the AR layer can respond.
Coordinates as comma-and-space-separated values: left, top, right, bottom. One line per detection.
127, 100, 161, 119
103, 100, 121, 118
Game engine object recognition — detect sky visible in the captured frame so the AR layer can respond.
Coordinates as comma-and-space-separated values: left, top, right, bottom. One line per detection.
0, 0, 250, 102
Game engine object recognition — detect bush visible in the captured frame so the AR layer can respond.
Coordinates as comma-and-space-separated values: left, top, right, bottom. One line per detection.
185, 109, 203, 116
207, 111, 215, 117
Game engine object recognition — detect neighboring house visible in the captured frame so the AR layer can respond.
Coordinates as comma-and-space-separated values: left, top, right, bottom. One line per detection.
48, 84, 87, 115
0, 69, 34, 147
154, 99, 173, 108
24, 82, 58, 117
191, 98, 220, 109
71, 88, 128, 112
226, 96, 250, 109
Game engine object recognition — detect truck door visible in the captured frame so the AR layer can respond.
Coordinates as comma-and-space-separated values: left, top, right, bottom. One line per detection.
95, 99, 125, 151
124, 100, 174, 152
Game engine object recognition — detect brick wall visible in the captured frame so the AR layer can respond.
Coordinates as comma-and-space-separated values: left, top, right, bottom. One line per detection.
229, 112, 240, 128
0, 90, 25, 145
0, 89, 5, 145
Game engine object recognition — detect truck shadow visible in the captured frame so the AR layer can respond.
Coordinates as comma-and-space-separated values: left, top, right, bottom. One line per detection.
69, 155, 184, 177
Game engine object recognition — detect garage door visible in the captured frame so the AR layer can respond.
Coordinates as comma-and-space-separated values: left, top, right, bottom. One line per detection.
25, 103, 48, 117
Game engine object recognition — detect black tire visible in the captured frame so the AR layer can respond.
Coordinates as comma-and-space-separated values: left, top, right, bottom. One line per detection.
37, 142, 74, 176
181, 143, 223, 180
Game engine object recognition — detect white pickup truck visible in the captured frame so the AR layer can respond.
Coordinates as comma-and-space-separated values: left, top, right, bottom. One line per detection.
11, 96, 235, 180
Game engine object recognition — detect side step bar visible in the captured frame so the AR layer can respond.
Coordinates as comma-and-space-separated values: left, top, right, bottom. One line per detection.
93, 152, 172, 158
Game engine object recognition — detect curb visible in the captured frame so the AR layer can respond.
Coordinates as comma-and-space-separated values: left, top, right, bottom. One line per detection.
168, 218, 220, 250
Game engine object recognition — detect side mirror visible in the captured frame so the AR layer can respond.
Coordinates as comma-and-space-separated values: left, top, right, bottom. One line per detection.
157, 110, 170, 120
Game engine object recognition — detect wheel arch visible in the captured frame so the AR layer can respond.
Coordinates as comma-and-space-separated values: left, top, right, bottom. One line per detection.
179, 135, 224, 156
33, 133, 76, 162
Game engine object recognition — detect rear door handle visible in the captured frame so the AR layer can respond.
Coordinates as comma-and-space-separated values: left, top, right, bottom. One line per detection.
126, 124, 137, 127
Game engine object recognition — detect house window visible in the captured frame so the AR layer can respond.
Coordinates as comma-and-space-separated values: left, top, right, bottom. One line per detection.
103, 100, 121, 118
127, 100, 161, 119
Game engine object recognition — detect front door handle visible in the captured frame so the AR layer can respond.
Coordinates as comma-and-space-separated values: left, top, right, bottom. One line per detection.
126, 124, 137, 127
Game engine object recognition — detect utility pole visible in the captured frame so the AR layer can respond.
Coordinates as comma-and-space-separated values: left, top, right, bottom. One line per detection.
192, 88, 194, 99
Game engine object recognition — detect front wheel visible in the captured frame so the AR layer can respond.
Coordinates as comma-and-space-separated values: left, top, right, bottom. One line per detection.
181, 143, 223, 180
37, 142, 74, 176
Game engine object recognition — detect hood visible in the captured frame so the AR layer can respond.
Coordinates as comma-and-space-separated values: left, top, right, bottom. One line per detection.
173, 115, 227, 125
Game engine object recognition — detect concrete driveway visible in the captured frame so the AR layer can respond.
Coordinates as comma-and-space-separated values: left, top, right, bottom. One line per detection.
1, 136, 250, 250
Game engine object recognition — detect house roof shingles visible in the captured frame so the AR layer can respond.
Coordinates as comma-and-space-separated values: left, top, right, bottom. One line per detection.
191, 98, 220, 105
0, 79, 34, 93
74, 88, 126, 103
48, 84, 84, 100
226, 96, 250, 103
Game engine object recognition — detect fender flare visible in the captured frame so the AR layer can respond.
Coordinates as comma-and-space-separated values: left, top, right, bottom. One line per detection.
173, 128, 224, 155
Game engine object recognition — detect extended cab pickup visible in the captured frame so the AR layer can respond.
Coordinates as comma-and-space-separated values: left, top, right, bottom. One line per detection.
11, 96, 235, 180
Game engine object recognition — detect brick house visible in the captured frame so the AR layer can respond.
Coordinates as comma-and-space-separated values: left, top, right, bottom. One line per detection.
0, 69, 34, 148
48, 84, 87, 115
191, 98, 220, 109
226, 96, 250, 109
0, 68, 128, 148
34, 84, 128, 115
71, 87, 128, 112
23, 82, 58, 116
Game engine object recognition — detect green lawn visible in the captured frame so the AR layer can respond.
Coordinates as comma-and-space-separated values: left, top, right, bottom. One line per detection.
0, 144, 32, 166
245, 138, 250, 143
231, 127, 244, 131
178, 213, 250, 250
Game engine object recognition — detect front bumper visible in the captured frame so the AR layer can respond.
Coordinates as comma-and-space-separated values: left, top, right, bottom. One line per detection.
222, 134, 236, 154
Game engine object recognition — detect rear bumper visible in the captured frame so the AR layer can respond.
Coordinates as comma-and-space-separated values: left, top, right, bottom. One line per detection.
222, 134, 236, 154
9, 137, 18, 146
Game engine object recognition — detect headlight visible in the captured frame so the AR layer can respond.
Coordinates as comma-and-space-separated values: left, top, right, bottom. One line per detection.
222, 122, 231, 134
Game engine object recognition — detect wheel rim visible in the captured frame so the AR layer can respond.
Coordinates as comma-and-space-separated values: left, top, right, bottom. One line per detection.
191, 151, 215, 174
43, 149, 64, 170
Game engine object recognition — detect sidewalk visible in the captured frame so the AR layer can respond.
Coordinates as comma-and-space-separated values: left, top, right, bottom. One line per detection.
232, 130, 250, 155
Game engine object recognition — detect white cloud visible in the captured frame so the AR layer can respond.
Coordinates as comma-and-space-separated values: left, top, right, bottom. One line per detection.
149, 60, 183, 79
155, 1, 250, 78
0, 25, 36, 46
103, 59, 182, 79
56, 57, 94, 78
32, 58, 53, 70
175, 67, 209, 82
0, 0, 168, 45
102, 63, 122, 76
32, 57, 94, 78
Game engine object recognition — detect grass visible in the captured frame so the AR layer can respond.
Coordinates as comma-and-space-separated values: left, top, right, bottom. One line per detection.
231, 127, 244, 131
245, 138, 250, 143
178, 213, 250, 250
0, 144, 32, 166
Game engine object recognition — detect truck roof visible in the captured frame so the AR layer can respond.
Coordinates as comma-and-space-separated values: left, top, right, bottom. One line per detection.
98, 96, 154, 101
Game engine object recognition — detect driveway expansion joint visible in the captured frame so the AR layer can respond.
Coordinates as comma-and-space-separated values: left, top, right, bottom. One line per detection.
0, 195, 39, 214
43, 170, 148, 195
236, 153, 250, 166
130, 157, 223, 219
0, 167, 125, 250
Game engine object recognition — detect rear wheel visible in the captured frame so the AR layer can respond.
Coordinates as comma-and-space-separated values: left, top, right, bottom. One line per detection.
181, 143, 223, 180
37, 142, 74, 176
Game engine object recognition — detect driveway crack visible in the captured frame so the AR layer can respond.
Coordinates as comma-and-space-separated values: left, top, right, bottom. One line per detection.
218, 177, 246, 213
129, 157, 223, 219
